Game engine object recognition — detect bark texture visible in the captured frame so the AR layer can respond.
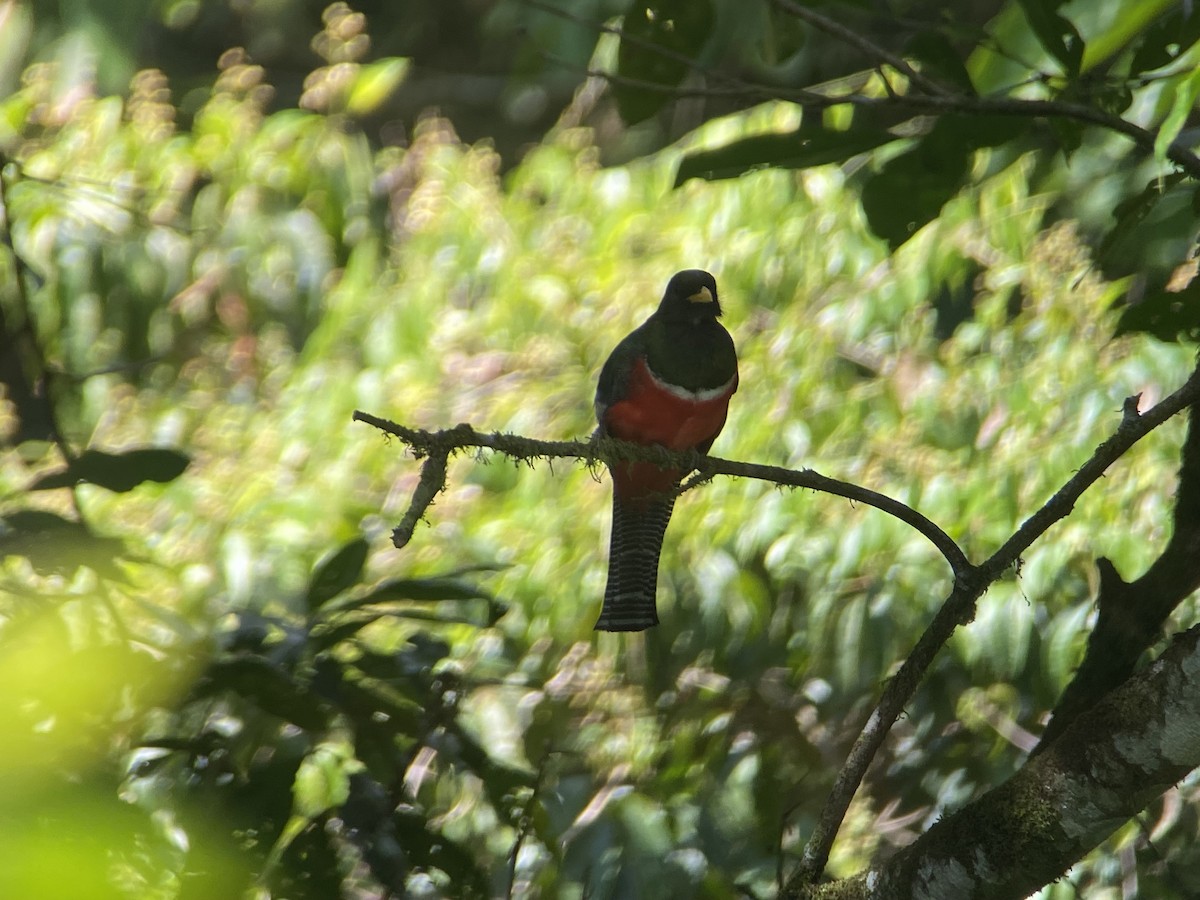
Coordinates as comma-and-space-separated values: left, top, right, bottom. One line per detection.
794, 624, 1200, 900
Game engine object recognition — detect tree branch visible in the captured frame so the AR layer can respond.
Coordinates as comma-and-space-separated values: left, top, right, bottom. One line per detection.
788, 363, 1200, 886
770, 0, 951, 98
536, 0, 1200, 181
1035, 355, 1200, 751
793, 623, 1200, 900
356, 357, 1200, 890
351, 411, 968, 574
0, 157, 76, 459
563, 62, 1200, 181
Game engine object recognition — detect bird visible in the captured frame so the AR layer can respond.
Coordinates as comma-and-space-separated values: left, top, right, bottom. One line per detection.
592, 269, 738, 631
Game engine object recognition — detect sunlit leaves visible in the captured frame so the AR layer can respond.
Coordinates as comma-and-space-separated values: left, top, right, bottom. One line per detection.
906, 31, 975, 94
347, 57, 410, 115
0, 610, 196, 783
1156, 67, 1200, 163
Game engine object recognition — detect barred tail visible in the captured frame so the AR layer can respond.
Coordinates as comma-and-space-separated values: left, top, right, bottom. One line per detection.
595, 492, 676, 632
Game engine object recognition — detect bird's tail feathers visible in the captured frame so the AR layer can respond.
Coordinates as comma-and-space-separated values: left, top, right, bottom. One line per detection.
595, 493, 675, 632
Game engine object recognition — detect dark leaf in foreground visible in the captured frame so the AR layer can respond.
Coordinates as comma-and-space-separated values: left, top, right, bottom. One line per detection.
29, 448, 190, 493
305, 537, 369, 612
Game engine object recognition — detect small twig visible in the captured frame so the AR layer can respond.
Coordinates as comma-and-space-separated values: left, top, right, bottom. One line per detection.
392, 451, 448, 549
506, 751, 555, 900
0, 159, 74, 463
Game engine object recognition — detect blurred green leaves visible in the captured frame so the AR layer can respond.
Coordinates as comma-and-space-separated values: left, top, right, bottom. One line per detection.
1014, 0, 1083, 77
347, 57, 411, 115
0, 1, 1198, 896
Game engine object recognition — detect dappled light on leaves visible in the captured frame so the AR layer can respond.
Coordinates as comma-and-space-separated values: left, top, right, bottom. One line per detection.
2, 1, 1200, 897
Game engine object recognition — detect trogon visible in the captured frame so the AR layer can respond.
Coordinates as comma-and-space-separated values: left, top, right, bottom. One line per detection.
592, 269, 738, 631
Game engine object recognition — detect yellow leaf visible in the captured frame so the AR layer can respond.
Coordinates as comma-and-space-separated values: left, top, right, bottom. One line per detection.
348, 57, 410, 115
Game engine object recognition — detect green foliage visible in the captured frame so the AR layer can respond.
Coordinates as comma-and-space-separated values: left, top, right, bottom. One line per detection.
0, 2, 1198, 898
614, 1, 716, 124
649, 1, 1200, 342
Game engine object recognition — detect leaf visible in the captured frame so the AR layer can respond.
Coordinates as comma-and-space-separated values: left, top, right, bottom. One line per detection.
1128, 3, 1200, 75
1154, 67, 1200, 162
1015, 0, 1084, 76
317, 575, 496, 617
860, 114, 1026, 249
193, 656, 329, 731
861, 140, 966, 250
0, 510, 130, 579
28, 448, 190, 493
1115, 277, 1200, 342
292, 740, 363, 818
906, 31, 975, 94
614, 0, 715, 125
1096, 173, 1188, 267
1096, 175, 1200, 292
348, 57, 410, 116
675, 120, 897, 186
305, 537, 369, 612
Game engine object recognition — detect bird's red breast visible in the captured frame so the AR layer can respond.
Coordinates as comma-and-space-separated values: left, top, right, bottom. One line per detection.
602, 357, 737, 507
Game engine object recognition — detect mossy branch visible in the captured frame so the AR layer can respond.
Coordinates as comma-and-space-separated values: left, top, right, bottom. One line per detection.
350, 410, 968, 572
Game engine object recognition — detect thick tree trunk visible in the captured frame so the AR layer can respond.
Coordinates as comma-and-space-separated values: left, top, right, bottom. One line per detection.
793, 624, 1200, 900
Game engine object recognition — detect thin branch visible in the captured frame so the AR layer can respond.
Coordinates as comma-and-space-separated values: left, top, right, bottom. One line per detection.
769, 0, 1200, 184
562, 59, 1200, 181
891, 91, 1200, 180
798, 623, 1200, 900
0, 158, 75, 463
787, 366, 1200, 887
1034, 364, 1200, 751
519, 0, 749, 91
525, 0, 1200, 181
770, 0, 951, 97
351, 411, 969, 574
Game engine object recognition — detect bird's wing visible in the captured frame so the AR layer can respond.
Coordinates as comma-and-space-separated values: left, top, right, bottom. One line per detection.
593, 329, 643, 434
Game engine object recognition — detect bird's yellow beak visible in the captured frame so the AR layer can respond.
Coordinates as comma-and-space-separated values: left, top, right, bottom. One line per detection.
688, 286, 714, 304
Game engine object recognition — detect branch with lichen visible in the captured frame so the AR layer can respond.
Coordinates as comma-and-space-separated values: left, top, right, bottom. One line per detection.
351, 410, 968, 572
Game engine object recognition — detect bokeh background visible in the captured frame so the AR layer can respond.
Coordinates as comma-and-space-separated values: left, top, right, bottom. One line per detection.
1, 1, 1198, 897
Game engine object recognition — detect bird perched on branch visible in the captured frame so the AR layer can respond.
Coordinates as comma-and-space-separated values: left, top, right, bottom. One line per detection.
592, 269, 738, 631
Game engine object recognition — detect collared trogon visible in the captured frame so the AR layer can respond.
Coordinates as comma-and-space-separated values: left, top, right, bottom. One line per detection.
592, 269, 738, 631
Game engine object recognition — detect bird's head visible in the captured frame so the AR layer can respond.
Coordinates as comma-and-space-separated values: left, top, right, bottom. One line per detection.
658, 269, 721, 321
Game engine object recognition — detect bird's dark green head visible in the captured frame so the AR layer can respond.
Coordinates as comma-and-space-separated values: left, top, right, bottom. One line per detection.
658, 269, 721, 320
